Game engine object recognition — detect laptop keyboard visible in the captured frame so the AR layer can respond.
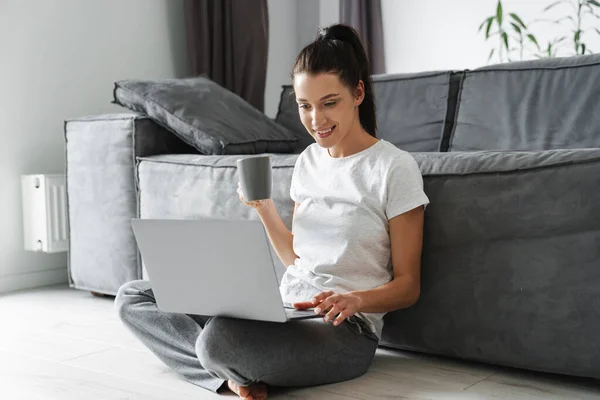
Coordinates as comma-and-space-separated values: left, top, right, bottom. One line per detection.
282, 302, 320, 318
285, 307, 315, 315
284, 305, 319, 319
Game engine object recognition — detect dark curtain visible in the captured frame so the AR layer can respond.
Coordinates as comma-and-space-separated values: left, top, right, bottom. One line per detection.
184, 0, 269, 112
339, 0, 386, 74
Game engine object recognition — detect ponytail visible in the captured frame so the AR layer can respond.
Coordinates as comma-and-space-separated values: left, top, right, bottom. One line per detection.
292, 24, 377, 137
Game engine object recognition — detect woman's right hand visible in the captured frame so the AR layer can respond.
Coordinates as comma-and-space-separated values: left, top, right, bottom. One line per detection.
237, 182, 271, 212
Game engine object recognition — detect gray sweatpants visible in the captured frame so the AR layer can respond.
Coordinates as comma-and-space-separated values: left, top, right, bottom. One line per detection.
114, 280, 379, 394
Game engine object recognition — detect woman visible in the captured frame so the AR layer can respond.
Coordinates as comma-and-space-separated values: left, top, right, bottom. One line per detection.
115, 24, 429, 400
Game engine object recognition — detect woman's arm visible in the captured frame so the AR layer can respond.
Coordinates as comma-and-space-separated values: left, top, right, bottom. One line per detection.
352, 205, 425, 313
256, 200, 300, 268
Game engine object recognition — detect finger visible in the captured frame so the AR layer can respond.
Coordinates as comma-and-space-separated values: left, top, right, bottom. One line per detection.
323, 305, 342, 323
293, 301, 315, 309
331, 311, 350, 326
320, 291, 334, 299
314, 297, 335, 315
312, 291, 334, 305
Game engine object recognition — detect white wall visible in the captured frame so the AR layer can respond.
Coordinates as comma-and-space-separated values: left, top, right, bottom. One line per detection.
0, 0, 189, 293
264, 0, 338, 118
265, 0, 299, 118
297, 0, 321, 50
319, 0, 340, 31
381, 0, 600, 73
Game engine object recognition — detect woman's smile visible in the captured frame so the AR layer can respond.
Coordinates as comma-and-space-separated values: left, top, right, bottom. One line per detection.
315, 125, 336, 138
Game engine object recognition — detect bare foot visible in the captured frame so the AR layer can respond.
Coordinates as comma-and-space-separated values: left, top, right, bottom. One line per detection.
226, 380, 268, 400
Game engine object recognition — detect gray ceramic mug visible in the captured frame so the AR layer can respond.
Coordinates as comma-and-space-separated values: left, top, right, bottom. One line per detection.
236, 155, 272, 201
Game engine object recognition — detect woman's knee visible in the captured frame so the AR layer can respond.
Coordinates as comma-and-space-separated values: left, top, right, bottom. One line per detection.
195, 317, 223, 366
195, 317, 258, 385
114, 279, 152, 322
195, 317, 240, 370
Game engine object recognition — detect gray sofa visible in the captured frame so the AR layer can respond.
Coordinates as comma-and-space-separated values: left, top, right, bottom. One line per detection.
64, 53, 600, 380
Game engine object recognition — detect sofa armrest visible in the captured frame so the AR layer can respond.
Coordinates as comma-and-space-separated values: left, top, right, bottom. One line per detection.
64, 113, 196, 295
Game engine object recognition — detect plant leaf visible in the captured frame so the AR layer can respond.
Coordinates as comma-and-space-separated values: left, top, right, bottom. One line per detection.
584, 5, 600, 17
543, 0, 564, 12
510, 22, 522, 34
488, 48, 495, 61
553, 36, 567, 44
529, 17, 554, 24
478, 20, 486, 32
479, 16, 493, 32
486, 17, 494, 38
510, 13, 527, 28
582, 43, 586, 54
527, 34, 540, 49
502, 31, 509, 50
496, 0, 503, 25
553, 15, 575, 24
595, 27, 600, 35
588, 0, 600, 7
575, 29, 582, 42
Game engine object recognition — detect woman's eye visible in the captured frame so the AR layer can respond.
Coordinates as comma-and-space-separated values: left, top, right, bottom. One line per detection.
324, 102, 336, 108
299, 104, 310, 110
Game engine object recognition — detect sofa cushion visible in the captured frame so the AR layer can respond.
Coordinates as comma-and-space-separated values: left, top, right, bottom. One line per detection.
275, 71, 454, 153
448, 53, 600, 151
113, 76, 299, 155
385, 148, 600, 379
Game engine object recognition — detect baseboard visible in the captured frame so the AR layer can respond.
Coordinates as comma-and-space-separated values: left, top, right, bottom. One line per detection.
0, 267, 68, 294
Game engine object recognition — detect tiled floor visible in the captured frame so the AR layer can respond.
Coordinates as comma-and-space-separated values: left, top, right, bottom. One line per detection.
1, 284, 599, 399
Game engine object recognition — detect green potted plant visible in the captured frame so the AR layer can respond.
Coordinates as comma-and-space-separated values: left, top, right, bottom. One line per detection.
479, 0, 600, 63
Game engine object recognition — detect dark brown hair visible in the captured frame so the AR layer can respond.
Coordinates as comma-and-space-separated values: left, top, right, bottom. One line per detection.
292, 24, 377, 138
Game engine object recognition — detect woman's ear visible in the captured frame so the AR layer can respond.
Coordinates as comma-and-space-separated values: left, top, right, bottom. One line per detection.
355, 80, 365, 107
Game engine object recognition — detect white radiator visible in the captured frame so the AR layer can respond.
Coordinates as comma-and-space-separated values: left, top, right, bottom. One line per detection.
21, 174, 69, 253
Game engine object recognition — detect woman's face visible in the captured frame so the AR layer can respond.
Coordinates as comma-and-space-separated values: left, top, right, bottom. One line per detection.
293, 72, 364, 148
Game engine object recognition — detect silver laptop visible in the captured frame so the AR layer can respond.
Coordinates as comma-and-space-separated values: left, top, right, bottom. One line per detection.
130, 218, 321, 323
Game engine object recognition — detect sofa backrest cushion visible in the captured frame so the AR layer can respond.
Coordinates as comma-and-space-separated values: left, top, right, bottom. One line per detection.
275, 71, 454, 153
448, 53, 600, 151
113, 76, 299, 155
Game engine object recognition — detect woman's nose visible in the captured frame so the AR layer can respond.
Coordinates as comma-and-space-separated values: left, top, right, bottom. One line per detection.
311, 110, 326, 127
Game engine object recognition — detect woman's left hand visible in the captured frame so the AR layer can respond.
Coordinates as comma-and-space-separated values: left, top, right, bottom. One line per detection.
293, 291, 363, 327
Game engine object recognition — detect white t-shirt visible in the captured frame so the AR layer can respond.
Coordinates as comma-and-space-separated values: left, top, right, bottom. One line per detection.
279, 139, 430, 342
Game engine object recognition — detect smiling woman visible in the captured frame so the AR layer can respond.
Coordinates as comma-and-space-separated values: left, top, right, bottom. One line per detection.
115, 23, 429, 400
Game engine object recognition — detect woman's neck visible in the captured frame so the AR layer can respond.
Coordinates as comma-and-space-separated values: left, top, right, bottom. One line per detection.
327, 128, 378, 159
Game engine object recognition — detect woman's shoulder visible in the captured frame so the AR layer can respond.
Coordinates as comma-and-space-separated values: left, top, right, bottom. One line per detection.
374, 141, 423, 177
376, 140, 412, 163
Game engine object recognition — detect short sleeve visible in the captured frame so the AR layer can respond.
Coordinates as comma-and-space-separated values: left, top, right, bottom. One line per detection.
289, 153, 303, 202
385, 153, 430, 220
